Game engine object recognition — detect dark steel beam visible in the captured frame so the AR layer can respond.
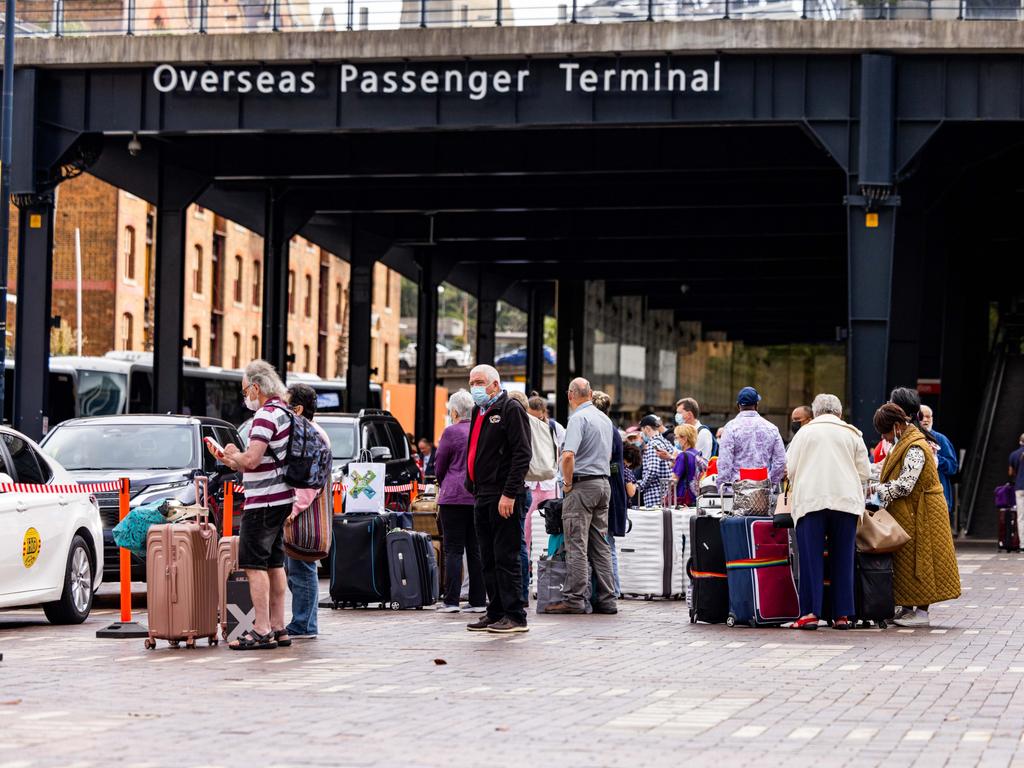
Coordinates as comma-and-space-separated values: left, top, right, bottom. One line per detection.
414, 250, 439, 443
13, 193, 53, 440
346, 228, 392, 412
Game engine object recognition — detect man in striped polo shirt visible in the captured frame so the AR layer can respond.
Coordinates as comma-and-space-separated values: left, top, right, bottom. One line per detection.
219, 360, 295, 650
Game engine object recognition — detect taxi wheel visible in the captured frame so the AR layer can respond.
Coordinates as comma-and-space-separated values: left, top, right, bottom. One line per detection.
43, 535, 94, 625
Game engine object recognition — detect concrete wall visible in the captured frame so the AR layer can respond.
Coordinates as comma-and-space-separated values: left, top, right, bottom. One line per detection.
16, 21, 1024, 67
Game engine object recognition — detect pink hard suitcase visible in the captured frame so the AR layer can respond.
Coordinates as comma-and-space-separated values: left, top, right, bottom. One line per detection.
144, 480, 220, 649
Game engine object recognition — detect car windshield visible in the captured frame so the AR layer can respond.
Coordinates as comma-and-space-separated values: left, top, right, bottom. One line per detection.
318, 421, 358, 461
42, 424, 196, 470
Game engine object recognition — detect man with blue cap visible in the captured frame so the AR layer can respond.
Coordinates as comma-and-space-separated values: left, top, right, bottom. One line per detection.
715, 386, 787, 491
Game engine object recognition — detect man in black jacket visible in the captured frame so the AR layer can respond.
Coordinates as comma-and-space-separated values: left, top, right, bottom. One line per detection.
464, 364, 532, 633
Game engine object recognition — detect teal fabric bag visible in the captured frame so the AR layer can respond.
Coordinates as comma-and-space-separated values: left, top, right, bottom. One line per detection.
111, 503, 166, 557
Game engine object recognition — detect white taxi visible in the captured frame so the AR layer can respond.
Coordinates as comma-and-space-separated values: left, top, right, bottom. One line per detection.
0, 426, 103, 623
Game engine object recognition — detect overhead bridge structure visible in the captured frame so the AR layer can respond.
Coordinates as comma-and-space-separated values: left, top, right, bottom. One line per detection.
7, 20, 1024, 534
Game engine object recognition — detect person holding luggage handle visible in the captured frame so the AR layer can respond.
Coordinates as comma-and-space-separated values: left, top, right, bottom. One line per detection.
868, 403, 962, 628
217, 360, 295, 650
785, 394, 871, 630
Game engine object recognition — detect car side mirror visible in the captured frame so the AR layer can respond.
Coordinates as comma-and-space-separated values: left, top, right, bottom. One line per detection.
370, 446, 392, 461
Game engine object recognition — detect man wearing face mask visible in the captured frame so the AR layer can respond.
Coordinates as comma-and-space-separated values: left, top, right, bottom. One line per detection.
463, 364, 533, 634
635, 414, 675, 507
791, 406, 813, 439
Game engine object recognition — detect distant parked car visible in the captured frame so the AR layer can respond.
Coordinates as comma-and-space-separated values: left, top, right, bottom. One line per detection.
40, 414, 243, 581
399, 343, 471, 369
495, 345, 556, 366
0, 425, 104, 624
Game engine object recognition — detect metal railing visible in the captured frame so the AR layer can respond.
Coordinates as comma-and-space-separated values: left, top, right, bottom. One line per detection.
2, 0, 1021, 38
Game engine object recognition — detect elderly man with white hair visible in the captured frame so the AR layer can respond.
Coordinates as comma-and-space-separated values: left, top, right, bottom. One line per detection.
217, 359, 294, 650
785, 393, 871, 630
462, 364, 533, 633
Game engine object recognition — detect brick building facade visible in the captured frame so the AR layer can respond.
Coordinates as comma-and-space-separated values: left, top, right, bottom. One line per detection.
8, 173, 401, 384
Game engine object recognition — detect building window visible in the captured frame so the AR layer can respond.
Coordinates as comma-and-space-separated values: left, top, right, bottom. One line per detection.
288, 271, 295, 315
304, 274, 313, 318
385, 269, 392, 308
233, 255, 243, 303
303, 345, 311, 372
384, 342, 390, 381
252, 261, 261, 306
192, 245, 203, 294
231, 333, 241, 369
287, 341, 295, 372
251, 335, 259, 360
121, 313, 134, 350
123, 226, 136, 281
192, 324, 201, 359
335, 282, 343, 325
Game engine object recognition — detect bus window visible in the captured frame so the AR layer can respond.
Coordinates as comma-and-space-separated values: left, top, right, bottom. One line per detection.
129, 370, 153, 413
78, 370, 128, 416
48, 373, 76, 427
315, 389, 342, 413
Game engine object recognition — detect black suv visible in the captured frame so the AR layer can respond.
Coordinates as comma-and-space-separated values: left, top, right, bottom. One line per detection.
40, 414, 243, 581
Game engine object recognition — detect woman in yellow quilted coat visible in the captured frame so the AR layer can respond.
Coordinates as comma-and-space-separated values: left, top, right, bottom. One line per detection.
871, 403, 961, 628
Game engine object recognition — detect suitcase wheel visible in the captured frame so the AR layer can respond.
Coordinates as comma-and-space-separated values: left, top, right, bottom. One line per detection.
390, 602, 401, 611
169, 640, 181, 649
877, 620, 887, 629
749, 620, 757, 629
689, 612, 696, 625
185, 638, 197, 649
209, 636, 218, 646
726, 615, 736, 628
144, 638, 156, 650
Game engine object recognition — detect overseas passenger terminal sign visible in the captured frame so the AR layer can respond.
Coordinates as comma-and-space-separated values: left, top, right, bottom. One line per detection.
146, 57, 742, 130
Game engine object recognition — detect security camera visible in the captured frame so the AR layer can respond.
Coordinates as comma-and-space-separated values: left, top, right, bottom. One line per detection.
128, 134, 142, 157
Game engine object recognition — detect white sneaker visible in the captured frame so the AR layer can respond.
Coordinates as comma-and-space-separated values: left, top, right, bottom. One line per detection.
461, 604, 487, 613
438, 604, 461, 613
894, 609, 930, 628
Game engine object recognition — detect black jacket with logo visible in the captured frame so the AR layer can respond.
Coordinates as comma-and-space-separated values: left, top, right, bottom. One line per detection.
463, 391, 532, 500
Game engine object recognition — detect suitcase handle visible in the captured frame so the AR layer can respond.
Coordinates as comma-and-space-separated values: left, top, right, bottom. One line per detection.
194, 476, 210, 518
170, 562, 178, 604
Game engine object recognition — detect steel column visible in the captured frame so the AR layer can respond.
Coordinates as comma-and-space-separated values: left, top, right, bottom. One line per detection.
260, 189, 289, 377
346, 238, 376, 413
526, 284, 547, 396
13, 194, 54, 440
476, 275, 498, 367
555, 279, 574, 424
414, 254, 439, 442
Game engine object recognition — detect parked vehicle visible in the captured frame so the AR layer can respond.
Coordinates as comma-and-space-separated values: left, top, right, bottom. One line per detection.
40, 414, 243, 581
495, 345, 557, 366
0, 425, 104, 624
399, 343, 471, 369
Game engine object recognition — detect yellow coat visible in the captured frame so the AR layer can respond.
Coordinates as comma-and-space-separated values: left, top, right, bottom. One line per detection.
881, 426, 961, 607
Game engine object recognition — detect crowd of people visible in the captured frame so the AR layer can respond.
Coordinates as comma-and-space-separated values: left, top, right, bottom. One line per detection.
213, 356, 967, 646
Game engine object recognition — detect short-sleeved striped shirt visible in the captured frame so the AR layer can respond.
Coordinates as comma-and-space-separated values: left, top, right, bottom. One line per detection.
244, 398, 295, 510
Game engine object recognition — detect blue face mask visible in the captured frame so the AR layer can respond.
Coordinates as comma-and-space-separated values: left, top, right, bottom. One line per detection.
471, 386, 490, 408
642, 434, 651, 444
674, 413, 684, 425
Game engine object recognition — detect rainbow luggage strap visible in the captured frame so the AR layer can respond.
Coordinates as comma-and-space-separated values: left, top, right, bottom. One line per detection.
725, 557, 789, 570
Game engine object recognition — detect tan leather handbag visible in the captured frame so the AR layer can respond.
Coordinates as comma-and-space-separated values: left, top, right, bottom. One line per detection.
856, 507, 910, 553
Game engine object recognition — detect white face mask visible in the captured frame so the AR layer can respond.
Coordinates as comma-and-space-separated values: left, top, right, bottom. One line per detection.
243, 384, 260, 412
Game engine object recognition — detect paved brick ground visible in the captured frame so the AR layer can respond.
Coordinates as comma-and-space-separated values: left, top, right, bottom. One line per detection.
1, 543, 1023, 767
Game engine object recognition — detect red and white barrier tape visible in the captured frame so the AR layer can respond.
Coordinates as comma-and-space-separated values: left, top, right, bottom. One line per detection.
229, 482, 413, 495
0, 480, 123, 494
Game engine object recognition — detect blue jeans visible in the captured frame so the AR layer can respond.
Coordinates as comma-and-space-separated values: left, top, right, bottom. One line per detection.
520, 490, 531, 605
609, 534, 620, 596
285, 556, 319, 636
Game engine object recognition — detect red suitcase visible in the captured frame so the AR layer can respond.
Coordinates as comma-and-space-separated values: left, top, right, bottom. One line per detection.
722, 516, 800, 627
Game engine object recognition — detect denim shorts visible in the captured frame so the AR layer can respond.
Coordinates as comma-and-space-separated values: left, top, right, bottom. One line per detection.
238, 504, 291, 570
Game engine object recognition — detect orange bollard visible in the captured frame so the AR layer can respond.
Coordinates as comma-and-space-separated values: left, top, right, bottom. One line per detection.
96, 477, 148, 638
410, 480, 419, 504
223, 481, 234, 538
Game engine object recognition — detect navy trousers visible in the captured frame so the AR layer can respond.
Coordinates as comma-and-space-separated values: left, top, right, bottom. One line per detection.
796, 509, 857, 619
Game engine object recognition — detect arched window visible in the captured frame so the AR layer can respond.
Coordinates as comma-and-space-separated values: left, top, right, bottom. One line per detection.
334, 282, 343, 325
288, 271, 296, 315
304, 274, 313, 317
192, 245, 203, 294
121, 313, 134, 350
252, 261, 261, 306
286, 341, 295, 372
233, 255, 243, 303
123, 227, 136, 281
303, 344, 311, 372
191, 324, 201, 359
231, 333, 241, 369
251, 335, 259, 360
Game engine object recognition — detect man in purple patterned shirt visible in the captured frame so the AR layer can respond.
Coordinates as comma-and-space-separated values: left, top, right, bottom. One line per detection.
715, 387, 787, 491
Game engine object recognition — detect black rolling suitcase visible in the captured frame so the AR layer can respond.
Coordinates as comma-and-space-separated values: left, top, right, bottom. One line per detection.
687, 515, 730, 624
385, 529, 439, 610
328, 513, 393, 607
998, 507, 1020, 552
854, 551, 895, 628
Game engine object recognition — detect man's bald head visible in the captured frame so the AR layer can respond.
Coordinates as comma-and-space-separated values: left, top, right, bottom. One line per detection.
567, 377, 592, 408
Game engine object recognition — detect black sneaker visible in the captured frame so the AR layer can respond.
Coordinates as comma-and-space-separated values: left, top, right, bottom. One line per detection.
466, 616, 499, 632
486, 617, 529, 634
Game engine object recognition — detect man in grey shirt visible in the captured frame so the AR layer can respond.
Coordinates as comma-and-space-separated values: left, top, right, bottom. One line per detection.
543, 377, 617, 615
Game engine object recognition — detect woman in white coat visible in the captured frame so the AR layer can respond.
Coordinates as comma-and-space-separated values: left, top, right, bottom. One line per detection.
786, 394, 871, 630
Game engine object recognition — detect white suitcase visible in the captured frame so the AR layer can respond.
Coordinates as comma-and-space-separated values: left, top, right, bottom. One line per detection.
697, 491, 733, 516
529, 508, 550, 599
618, 507, 690, 600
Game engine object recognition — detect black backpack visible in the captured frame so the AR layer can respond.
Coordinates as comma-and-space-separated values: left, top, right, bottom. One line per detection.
266, 405, 333, 490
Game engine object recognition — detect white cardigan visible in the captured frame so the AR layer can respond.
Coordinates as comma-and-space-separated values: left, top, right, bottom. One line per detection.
785, 414, 871, 524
